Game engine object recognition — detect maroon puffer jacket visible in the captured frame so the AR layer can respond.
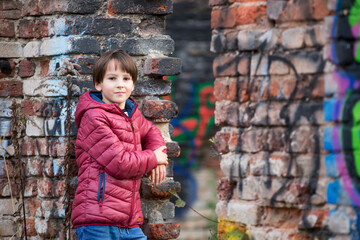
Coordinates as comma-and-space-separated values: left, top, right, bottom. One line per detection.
71, 91, 165, 228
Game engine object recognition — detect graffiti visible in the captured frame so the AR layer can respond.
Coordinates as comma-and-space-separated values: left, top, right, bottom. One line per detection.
324, 0, 360, 238
164, 76, 216, 167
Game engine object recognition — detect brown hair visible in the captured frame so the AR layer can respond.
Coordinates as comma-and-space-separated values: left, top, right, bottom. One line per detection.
93, 50, 138, 86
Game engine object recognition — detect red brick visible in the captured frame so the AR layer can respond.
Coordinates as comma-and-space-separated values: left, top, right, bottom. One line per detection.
144, 57, 181, 76
21, 138, 73, 157
0, 81, 22, 97
237, 56, 250, 75
261, 207, 302, 228
141, 180, 181, 200
215, 101, 239, 126
54, 180, 65, 197
0, 20, 14, 37
25, 157, 43, 176
217, 178, 233, 201
26, 218, 37, 236
0, 9, 21, 19
38, 179, 53, 197
21, 100, 42, 116
24, 179, 38, 197
27, 199, 42, 217
40, 60, 50, 77
18, 60, 36, 78
2, 0, 22, 10
269, 0, 330, 22
212, 5, 267, 29
23, 0, 40, 16
299, 209, 329, 229
142, 100, 178, 122
240, 128, 267, 153
145, 223, 180, 240
214, 77, 237, 101
0, 60, 15, 78
19, 20, 48, 38
213, 55, 238, 77
214, 131, 230, 153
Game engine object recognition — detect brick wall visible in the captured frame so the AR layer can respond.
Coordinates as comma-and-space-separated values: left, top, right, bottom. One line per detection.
211, 0, 360, 239
0, 0, 181, 239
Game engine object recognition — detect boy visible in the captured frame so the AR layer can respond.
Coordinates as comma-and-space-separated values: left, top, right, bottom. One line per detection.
71, 50, 168, 239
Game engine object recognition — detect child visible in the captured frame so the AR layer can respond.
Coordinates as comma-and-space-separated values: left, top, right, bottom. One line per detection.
71, 50, 168, 239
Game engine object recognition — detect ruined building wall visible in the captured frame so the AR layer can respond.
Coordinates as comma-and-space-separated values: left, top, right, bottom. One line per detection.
0, 0, 181, 239
211, 0, 360, 239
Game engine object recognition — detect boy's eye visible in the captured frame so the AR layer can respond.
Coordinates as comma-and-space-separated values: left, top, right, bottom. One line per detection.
109, 77, 116, 80
124, 77, 130, 81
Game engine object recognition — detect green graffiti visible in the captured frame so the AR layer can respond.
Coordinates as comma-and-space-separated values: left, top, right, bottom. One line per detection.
348, 0, 360, 27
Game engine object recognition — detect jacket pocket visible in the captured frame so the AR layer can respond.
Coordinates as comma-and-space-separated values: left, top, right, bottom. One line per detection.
97, 172, 105, 213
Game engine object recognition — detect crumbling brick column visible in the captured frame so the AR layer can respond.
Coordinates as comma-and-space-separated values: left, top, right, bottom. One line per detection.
0, 0, 181, 239
211, 0, 360, 239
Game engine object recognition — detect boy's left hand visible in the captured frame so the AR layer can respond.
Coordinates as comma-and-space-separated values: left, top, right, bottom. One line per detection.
150, 165, 166, 185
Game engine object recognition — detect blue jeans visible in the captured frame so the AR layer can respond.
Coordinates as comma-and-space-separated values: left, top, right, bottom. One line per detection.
75, 226, 147, 240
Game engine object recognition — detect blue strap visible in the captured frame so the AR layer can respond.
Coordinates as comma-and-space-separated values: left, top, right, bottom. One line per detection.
97, 172, 105, 202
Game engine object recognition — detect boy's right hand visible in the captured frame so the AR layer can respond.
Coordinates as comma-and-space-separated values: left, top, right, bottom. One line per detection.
154, 146, 168, 165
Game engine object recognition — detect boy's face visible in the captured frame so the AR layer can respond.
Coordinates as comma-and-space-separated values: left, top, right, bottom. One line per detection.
95, 59, 134, 109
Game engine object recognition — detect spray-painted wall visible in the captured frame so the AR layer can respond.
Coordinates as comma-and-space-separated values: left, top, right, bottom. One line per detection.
211, 0, 360, 239
0, 0, 180, 239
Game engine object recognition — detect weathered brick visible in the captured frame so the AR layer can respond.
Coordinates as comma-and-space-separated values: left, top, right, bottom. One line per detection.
0, 81, 22, 97
0, 199, 16, 215
290, 125, 321, 153
0, 118, 11, 137
238, 102, 256, 127
305, 24, 329, 47
142, 100, 178, 122
0, 42, 23, 58
25, 157, 43, 176
239, 127, 267, 153
215, 101, 239, 127
141, 179, 180, 199
21, 137, 72, 157
266, 127, 289, 152
211, 32, 226, 53
24, 41, 41, 58
209, 0, 228, 6
227, 200, 261, 225
282, 27, 305, 49
26, 218, 37, 236
211, 5, 267, 29
38, 179, 53, 197
237, 29, 266, 51
298, 209, 329, 229
0, 20, 14, 37
144, 57, 181, 76
39, 36, 100, 56
0, 9, 21, 19
40, 60, 50, 77
220, 153, 249, 178
214, 130, 231, 153
67, 0, 103, 14
166, 141, 180, 158
267, 0, 330, 22
0, 60, 15, 78
18, 60, 36, 78
24, 179, 38, 197
213, 54, 238, 77
108, 0, 173, 15
251, 54, 290, 76
109, 37, 174, 56
328, 209, 351, 234
214, 77, 237, 101
19, 19, 48, 38
27, 199, 42, 217
290, 51, 325, 74
261, 207, 302, 228
0, 218, 16, 236
145, 223, 180, 240
50, 17, 131, 36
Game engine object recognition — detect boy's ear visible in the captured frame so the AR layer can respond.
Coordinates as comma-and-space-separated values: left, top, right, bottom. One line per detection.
95, 82, 102, 91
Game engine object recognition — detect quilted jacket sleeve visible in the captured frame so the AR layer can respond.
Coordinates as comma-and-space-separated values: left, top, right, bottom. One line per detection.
77, 110, 158, 179
139, 113, 167, 152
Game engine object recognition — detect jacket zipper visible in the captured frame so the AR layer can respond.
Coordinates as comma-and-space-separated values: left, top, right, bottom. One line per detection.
128, 118, 137, 225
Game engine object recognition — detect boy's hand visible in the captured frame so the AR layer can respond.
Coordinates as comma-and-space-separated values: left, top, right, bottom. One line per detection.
150, 165, 166, 185
153, 146, 168, 165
